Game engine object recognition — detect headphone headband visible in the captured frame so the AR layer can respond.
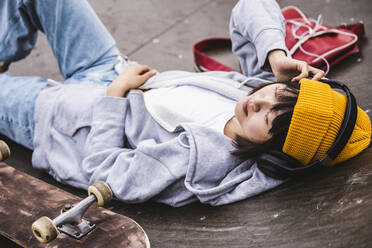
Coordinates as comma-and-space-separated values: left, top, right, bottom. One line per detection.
319, 79, 358, 161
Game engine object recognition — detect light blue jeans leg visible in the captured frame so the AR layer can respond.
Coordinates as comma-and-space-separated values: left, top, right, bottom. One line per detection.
0, 0, 120, 78
0, 74, 46, 149
0, 0, 122, 149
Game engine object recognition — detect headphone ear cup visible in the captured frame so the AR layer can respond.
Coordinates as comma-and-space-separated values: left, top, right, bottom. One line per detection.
257, 150, 302, 179
257, 152, 290, 180
268, 150, 303, 169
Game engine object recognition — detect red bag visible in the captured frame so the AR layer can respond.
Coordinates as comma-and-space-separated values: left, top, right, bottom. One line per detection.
193, 6, 365, 74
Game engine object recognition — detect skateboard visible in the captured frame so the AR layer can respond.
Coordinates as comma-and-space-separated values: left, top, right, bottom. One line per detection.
0, 140, 150, 248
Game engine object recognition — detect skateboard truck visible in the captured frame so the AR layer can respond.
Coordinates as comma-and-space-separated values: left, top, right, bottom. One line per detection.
55, 199, 96, 240
32, 181, 113, 244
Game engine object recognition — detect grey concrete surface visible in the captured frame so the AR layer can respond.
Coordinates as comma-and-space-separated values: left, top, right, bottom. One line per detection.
2, 0, 372, 247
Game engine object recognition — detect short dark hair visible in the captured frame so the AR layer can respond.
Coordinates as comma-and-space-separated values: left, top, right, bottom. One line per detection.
231, 81, 300, 160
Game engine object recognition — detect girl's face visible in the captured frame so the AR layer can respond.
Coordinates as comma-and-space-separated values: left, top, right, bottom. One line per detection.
235, 83, 286, 143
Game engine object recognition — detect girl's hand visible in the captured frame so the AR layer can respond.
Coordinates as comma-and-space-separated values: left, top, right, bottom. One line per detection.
107, 65, 156, 97
268, 50, 325, 82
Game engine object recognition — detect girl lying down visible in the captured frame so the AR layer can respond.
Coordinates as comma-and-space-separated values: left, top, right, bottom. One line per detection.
0, 0, 370, 207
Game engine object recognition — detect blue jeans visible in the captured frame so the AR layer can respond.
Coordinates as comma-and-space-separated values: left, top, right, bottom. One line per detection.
0, 0, 123, 149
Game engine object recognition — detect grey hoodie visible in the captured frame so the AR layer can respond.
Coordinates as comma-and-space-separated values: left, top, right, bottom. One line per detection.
32, 0, 288, 207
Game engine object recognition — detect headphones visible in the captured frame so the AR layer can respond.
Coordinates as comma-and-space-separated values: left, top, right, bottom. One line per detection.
257, 78, 358, 180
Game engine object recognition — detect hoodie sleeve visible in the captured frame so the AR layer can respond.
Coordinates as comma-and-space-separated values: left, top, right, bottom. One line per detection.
81, 96, 189, 204
230, 0, 288, 75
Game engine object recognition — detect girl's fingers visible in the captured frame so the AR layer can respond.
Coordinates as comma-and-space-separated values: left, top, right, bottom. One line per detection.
140, 70, 157, 81
136, 65, 152, 75
309, 66, 325, 81
292, 62, 309, 82
291, 63, 325, 82
121, 65, 150, 76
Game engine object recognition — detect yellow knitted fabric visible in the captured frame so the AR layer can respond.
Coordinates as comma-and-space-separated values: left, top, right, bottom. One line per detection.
282, 79, 371, 166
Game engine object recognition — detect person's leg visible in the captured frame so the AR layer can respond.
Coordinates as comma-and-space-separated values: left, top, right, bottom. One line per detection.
0, 0, 131, 148
0, 0, 120, 79
0, 73, 46, 149
0, 0, 37, 65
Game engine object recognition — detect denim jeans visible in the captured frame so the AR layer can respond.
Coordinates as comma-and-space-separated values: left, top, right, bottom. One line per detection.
0, 0, 123, 149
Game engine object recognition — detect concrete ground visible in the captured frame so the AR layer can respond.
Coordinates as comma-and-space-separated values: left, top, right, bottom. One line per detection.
1, 0, 372, 247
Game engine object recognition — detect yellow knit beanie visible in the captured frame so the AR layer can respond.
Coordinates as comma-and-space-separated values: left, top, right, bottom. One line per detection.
282, 78, 371, 166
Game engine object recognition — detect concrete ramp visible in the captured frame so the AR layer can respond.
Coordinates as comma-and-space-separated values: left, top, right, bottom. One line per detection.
2, 0, 372, 247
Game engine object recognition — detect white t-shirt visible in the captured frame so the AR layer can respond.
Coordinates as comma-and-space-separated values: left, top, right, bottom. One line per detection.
144, 85, 236, 134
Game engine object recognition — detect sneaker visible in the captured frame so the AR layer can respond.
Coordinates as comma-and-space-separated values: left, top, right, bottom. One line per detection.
0, 61, 10, 73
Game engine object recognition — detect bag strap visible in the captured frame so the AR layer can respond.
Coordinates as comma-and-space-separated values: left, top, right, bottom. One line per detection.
193, 38, 236, 72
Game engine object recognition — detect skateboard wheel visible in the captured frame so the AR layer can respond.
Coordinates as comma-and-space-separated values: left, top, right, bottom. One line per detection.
32, 216, 59, 243
88, 181, 113, 207
0, 140, 10, 161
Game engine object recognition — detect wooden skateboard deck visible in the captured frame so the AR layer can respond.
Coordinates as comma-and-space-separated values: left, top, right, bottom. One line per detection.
0, 162, 150, 248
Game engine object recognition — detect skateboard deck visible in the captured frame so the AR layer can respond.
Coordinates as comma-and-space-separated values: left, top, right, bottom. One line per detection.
0, 160, 150, 247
